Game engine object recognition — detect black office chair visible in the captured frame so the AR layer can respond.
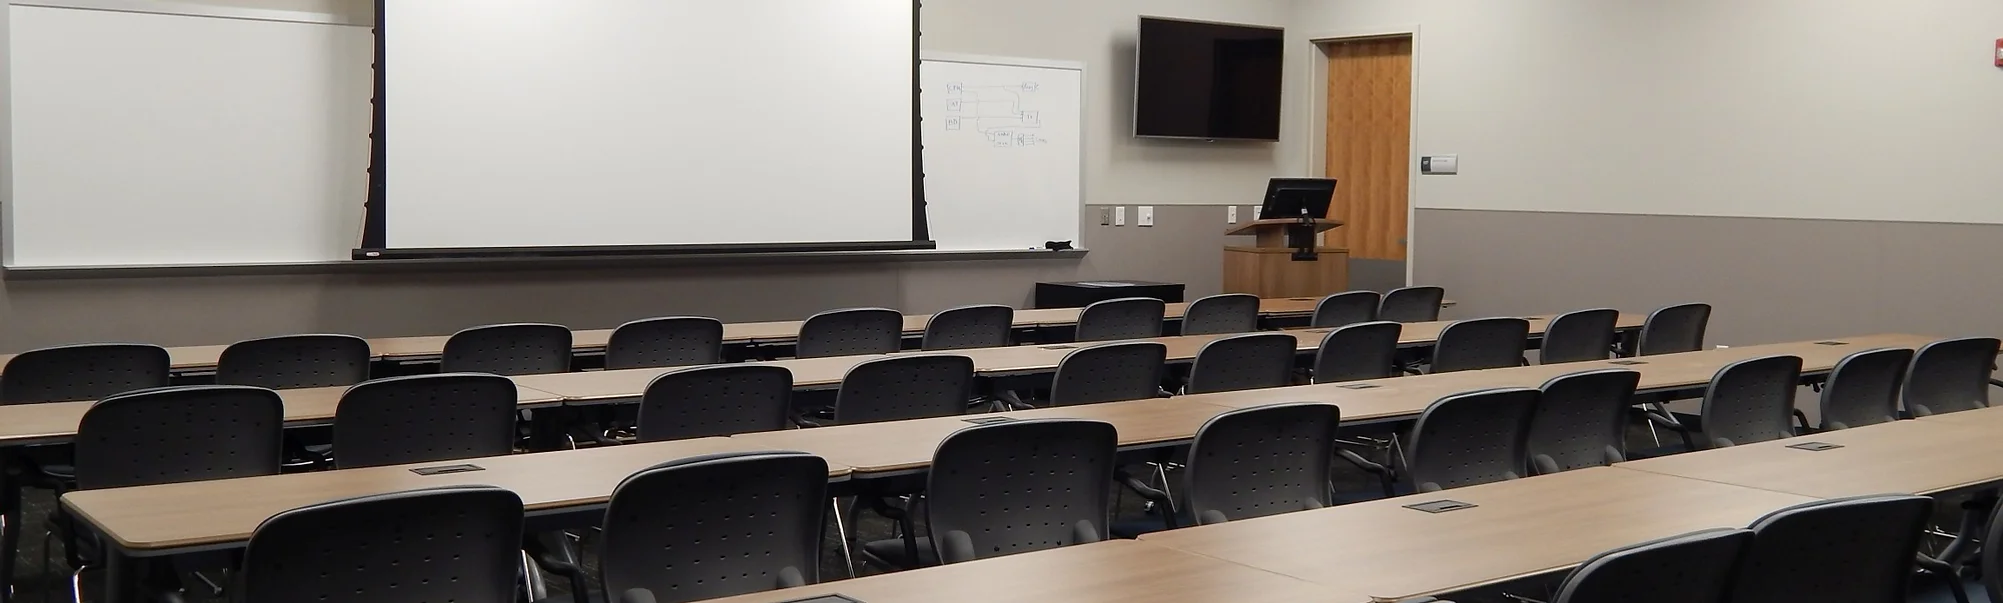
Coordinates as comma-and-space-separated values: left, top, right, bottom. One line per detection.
1181, 294, 1260, 336
1979, 502, 2003, 603
0, 343, 170, 404
1903, 337, 2000, 417
1047, 342, 1167, 406
1528, 369, 1641, 474
636, 364, 793, 441
1817, 348, 1911, 430
1693, 355, 1802, 450
1539, 309, 1619, 364
1404, 388, 1539, 492
1635, 303, 1711, 356
796, 308, 904, 358
216, 334, 372, 389
921, 305, 1014, 350
1184, 404, 1339, 526
1378, 286, 1445, 323
1428, 317, 1529, 373
596, 452, 828, 603
441, 323, 573, 375
1311, 291, 1381, 328
1074, 297, 1165, 342
1550, 529, 1753, 603
238, 486, 523, 603
1312, 321, 1402, 383
832, 355, 974, 424
331, 373, 519, 469
1185, 332, 1298, 394
862, 419, 1114, 568
604, 316, 725, 370
1727, 495, 1933, 603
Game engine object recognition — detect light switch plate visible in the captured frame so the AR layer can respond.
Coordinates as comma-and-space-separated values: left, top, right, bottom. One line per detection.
1420, 154, 1460, 175
1114, 206, 1127, 226
1227, 206, 1239, 224
1137, 206, 1155, 227
1099, 207, 1113, 226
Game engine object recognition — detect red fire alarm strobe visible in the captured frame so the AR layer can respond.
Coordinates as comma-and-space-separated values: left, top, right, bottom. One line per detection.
1995, 38, 2003, 67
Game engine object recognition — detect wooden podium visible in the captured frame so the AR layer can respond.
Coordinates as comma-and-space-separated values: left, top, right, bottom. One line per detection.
1222, 218, 1349, 298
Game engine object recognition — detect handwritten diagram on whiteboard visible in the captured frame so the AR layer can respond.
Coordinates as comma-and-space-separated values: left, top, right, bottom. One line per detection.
920, 55, 1083, 251
940, 81, 1052, 149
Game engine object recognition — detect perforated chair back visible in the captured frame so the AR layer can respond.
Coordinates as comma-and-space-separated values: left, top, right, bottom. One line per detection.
1528, 369, 1640, 474
796, 308, 904, 358
605, 316, 724, 370
1540, 309, 1619, 364
1405, 388, 1539, 492
833, 355, 974, 424
1048, 342, 1166, 406
1181, 294, 1260, 336
332, 373, 519, 469
1184, 404, 1339, 525
1311, 291, 1381, 328
1185, 332, 1298, 395
239, 486, 524, 603
216, 334, 371, 389
1636, 303, 1711, 356
75, 385, 283, 490
1903, 336, 2000, 417
921, 305, 1014, 351
1312, 321, 1402, 383
1727, 495, 1933, 603
1074, 297, 1165, 342
600, 452, 828, 603
1818, 348, 1911, 430
440, 322, 572, 375
926, 419, 1114, 564
638, 364, 793, 442
1552, 528, 1753, 603
1379, 286, 1445, 323
1430, 317, 1530, 374
1982, 501, 2003, 603
1698, 355, 1802, 449
0, 343, 170, 405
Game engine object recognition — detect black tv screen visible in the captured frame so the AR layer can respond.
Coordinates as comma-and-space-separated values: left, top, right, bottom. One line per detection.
1134, 17, 1285, 141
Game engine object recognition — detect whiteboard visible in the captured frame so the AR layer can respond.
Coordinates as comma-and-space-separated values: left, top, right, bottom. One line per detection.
920, 54, 1083, 251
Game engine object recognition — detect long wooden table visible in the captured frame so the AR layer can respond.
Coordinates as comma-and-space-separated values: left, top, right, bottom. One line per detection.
1618, 415, 2003, 498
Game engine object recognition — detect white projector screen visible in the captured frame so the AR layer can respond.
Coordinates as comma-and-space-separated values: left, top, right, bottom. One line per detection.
381, 0, 918, 251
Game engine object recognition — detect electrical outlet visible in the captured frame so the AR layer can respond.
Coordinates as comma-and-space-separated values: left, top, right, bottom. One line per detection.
1099, 207, 1113, 226
1114, 206, 1127, 226
1137, 206, 1155, 227
1227, 206, 1238, 224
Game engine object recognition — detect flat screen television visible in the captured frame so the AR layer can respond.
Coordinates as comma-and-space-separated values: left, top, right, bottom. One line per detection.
1134, 17, 1285, 141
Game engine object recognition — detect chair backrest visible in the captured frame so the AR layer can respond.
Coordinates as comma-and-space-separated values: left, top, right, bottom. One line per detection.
332, 373, 520, 469
0, 343, 170, 405
1728, 495, 1933, 603
921, 304, 1015, 351
1983, 500, 2003, 603
1048, 342, 1167, 406
1818, 348, 1911, 430
1074, 297, 1166, 342
926, 419, 1115, 564
1311, 291, 1382, 328
75, 385, 284, 490
604, 316, 725, 370
1902, 336, 2000, 417
1181, 293, 1261, 336
600, 452, 828, 603
1636, 303, 1711, 356
796, 308, 904, 358
1185, 332, 1299, 395
239, 486, 524, 603
1312, 321, 1403, 383
216, 334, 372, 389
1378, 286, 1445, 323
1429, 317, 1530, 374
638, 364, 793, 442
1698, 355, 1802, 449
440, 322, 573, 375
1552, 528, 1753, 603
1539, 309, 1619, 364
1405, 388, 1539, 492
1528, 369, 1641, 474
833, 355, 974, 424
1184, 404, 1339, 525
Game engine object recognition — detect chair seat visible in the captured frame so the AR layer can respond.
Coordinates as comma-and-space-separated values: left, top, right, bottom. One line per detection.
38, 464, 75, 481
861, 537, 939, 569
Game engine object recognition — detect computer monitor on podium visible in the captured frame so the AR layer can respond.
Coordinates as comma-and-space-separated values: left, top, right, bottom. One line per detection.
1258, 178, 1337, 220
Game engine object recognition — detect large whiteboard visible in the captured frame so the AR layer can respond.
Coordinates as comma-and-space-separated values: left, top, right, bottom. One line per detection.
920, 54, 1083, 251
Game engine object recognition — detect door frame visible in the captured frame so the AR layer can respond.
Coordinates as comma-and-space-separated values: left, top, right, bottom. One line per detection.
1300, 26, 1422, 286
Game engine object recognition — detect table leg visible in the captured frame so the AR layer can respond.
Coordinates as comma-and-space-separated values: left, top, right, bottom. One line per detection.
0, 447, 21, 603
103, 546, 147, 603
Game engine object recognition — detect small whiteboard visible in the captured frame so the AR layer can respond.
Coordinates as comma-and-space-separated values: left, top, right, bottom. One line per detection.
920, 54, 1084, 251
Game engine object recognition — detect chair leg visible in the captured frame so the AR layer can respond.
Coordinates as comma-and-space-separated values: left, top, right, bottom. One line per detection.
520, 550, 548, 601
67, 565, 86, 603
829, 499, 855, 578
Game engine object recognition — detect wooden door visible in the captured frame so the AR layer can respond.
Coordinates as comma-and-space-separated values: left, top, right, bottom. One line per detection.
1322, 36, 1412, 261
